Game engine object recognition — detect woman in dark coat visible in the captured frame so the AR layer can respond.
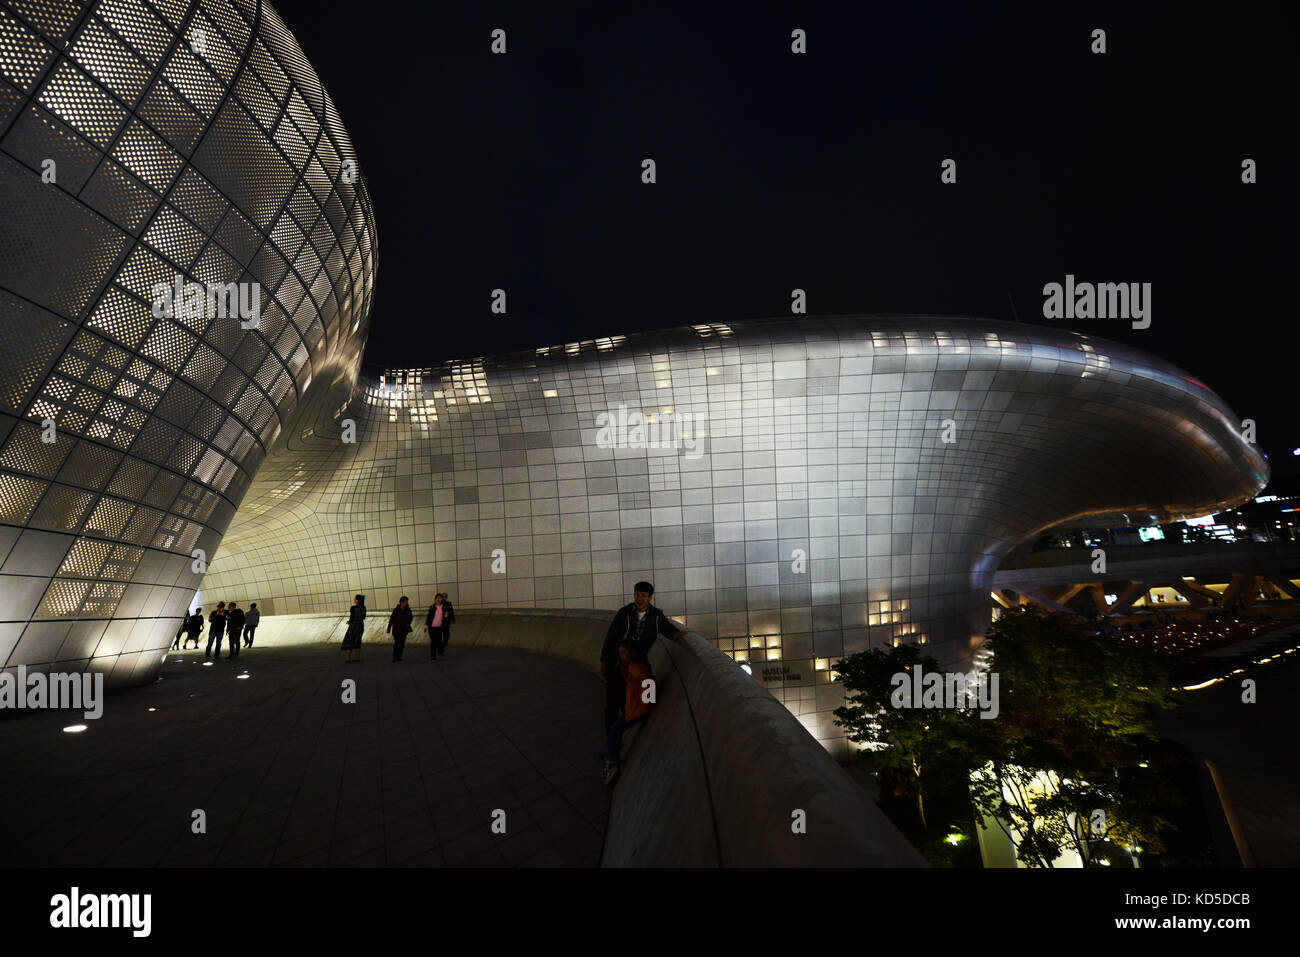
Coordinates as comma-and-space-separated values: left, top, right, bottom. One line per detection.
342, 594, 366, 662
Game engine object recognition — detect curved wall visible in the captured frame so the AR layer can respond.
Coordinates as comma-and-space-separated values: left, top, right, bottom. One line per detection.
0, 0, 375, 689
200, 317, 1266, 747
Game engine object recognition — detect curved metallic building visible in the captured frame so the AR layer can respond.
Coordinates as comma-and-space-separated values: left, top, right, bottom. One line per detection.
0, 2, 1267, 753
198, 317, 1266, 747
0, 0, 375, 689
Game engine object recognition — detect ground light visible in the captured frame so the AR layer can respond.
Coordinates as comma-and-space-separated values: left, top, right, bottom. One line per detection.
62, 725, 87, 733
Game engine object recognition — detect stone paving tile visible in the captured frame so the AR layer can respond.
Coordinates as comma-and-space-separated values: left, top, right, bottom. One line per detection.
0, 643, 609, 867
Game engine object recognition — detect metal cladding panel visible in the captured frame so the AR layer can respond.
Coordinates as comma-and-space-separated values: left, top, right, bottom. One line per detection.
0, 0, 376, 690
0, 153, 129, 316
199, 317, 1267, 746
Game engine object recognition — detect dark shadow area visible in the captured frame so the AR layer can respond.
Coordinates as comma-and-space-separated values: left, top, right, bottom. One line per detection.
0, 645, 606, 866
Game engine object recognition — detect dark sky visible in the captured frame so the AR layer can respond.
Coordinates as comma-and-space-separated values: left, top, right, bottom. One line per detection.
282, 0, 1299, 475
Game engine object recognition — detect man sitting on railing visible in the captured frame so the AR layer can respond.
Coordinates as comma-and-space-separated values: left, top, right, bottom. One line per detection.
599, 581, 685, 732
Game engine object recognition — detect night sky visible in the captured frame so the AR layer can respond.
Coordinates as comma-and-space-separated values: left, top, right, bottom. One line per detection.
283, 1, 1298, 475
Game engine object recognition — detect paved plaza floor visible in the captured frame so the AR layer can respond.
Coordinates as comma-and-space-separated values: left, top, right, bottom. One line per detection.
0, 643, 608, 867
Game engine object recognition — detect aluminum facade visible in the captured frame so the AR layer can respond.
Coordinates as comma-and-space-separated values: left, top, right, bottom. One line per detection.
0, 2, 1267, 750
198, 317, 1267, 748
0, 0, 375, 689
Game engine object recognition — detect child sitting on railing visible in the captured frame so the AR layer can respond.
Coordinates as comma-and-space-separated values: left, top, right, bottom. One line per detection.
601, 640, 655, 787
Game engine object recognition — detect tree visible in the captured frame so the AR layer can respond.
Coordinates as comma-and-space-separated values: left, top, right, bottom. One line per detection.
968, 606, 1181, 866
833, 644, 976, 832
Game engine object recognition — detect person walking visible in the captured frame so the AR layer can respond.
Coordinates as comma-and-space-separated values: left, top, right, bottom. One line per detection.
226, 602, 245, 658
206, 602, 227, 659
388, 596, 413, 662
601, 640, 655, 787
599, 581, 685, 731
173, 611, 188, 650
179, 607, 204, 649
425, 594, 454, 659
435, 593, 454, 657
242, 603, 260, 646
342, 594, 366, 663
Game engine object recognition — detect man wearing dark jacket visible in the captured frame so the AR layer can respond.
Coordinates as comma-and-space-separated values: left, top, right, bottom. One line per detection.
242, 603, 260, 646
388, 596, 413, 662
599, 581, 685, 731
206, 602, 227, 659
226, 602, 245, 657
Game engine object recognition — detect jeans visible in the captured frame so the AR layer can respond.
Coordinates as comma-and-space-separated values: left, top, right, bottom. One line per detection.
604, 669, 624, 731
601, 712, 647, 763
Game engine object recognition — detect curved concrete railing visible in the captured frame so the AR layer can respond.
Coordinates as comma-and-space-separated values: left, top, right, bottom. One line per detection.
604, 629, 925, 866
244, 607, 924, 866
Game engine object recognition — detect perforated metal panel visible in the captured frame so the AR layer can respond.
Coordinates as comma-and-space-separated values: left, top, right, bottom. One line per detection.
0, 0, 375, 690
202, 318, 1267, 750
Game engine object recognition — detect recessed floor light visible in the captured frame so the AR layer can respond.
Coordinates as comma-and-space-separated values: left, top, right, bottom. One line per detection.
63, 725, 87, 733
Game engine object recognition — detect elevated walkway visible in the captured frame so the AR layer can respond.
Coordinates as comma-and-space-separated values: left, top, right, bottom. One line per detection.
247, 607, 924, 867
